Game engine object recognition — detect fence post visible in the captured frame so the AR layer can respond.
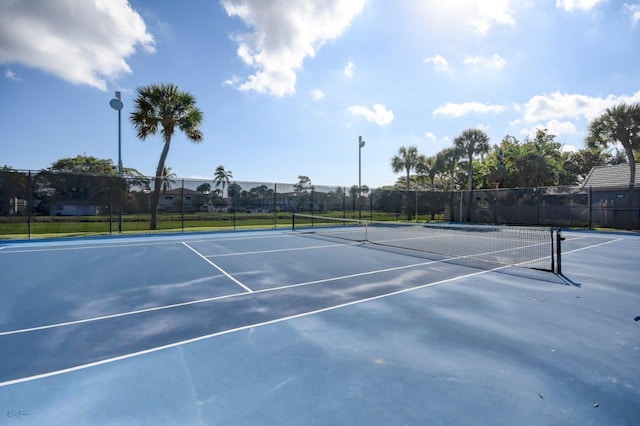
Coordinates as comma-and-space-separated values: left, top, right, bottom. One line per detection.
587, 185, 593, 229
494, 188, 499, 225
370, 190, 373, 220
181, 179, 185, 232
109, 176, 113, 235
343, 187, 346, 219
28, 171, 32, 240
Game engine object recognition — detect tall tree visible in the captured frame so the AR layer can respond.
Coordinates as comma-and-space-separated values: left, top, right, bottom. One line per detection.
130, 83, 203, 229
294, 175, 312, 193
528, 129, 563, 186
454, 128, 490, 221
482, 143, 510, 189
504, 142, 537, 187
213, 165, 233, 197
436, 146, 461, 191
161, 166, 177, 192
436, 146, 461, 221
49, 155, 118, 175
415, 155, 439, 191
587, 103, 640, 186
391, 146, 420, 190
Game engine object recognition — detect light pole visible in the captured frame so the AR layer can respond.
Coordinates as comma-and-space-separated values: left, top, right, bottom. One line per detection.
109, 91, 123, 232
358, 135, 365, 220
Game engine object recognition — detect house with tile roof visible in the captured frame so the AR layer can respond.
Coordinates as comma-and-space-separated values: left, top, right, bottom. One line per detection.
581, 163, 640, 229
581, 164, 640, 188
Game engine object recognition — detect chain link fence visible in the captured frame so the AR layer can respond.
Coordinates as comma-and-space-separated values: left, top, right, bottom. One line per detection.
1, 170, 638, 239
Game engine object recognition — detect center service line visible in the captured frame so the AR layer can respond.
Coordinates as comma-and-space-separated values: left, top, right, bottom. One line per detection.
181, 242, 253, 293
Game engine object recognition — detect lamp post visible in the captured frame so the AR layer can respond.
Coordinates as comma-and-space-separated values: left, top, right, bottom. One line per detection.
109, 91, 123, 232
358, 135, 365, 220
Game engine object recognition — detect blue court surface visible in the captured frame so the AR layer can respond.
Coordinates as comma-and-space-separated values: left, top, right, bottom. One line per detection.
0, 228, 639, 425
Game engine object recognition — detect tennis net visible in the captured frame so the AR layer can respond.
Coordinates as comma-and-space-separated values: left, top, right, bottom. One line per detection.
292, 214, 560, 272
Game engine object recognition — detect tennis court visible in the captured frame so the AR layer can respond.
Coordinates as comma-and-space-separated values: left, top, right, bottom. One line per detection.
0, 223, 638, 425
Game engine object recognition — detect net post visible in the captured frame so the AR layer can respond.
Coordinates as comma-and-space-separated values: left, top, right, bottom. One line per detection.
550, 228, 555, 273
556, 228, 563, 274
292, 213, 296, 231
365, 221, 368, 243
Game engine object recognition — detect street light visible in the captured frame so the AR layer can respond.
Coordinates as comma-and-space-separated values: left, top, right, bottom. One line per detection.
358, 135, 365, 220
109, 91, 123, 232
109, 91, 123, 174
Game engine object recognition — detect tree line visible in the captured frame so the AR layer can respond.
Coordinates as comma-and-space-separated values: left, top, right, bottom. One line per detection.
390, 103, 640, 193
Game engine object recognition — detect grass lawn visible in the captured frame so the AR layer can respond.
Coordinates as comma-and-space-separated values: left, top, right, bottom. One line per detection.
0, 211, 442, 240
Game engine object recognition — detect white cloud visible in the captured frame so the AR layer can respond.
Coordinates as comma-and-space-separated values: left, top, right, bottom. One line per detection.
433, 102, 505, 117
346, 103, 394, 126
556, 0, 606, 11
424, 54, 453, 74
5, 69, 21, 81
624, 3, 640, 25
520, 120, 578, 138
463, 54, 506, 72
344, 61, 355, 78
521, 90, 640, 123
468, 0, 515, 36
561, 144, 580, 153
223, 74, 242, 87
222, 0, 366, 97
0, 0, 154, 91
424, 131, 437, 141
310, 89, 326, 101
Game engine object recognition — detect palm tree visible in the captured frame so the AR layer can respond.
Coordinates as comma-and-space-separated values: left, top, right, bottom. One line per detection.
528, 129, 563, 186
213, 165, 233, 197
130, 83, 203, 229
454, 128, 490, 221
415, 155, 436, 190
483, 145, 508, 188
161, 166, 177, 192
436, 146, 461, 191
504, 143, 537, 187
587, 103, 640, 186
436, 146, 462, 221
391, 146, 420, 190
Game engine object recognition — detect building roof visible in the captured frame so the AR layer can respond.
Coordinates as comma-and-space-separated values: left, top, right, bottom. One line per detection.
161, 188, 202, 196
582, 163, 640, 188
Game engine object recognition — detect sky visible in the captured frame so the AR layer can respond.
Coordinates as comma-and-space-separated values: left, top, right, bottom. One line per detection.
1, 0, 640, 189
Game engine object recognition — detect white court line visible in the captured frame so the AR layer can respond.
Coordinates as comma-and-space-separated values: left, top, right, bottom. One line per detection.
0, 264, 507, 388
207, 242, 360, 257
181, 242, 253, 293
0, 240, 182, 254
0, 232, 294, 254
184, 233, 294, 244
561, 237, 624, 255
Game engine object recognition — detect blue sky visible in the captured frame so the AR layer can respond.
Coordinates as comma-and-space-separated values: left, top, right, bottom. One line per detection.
1, 0, 639, 188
